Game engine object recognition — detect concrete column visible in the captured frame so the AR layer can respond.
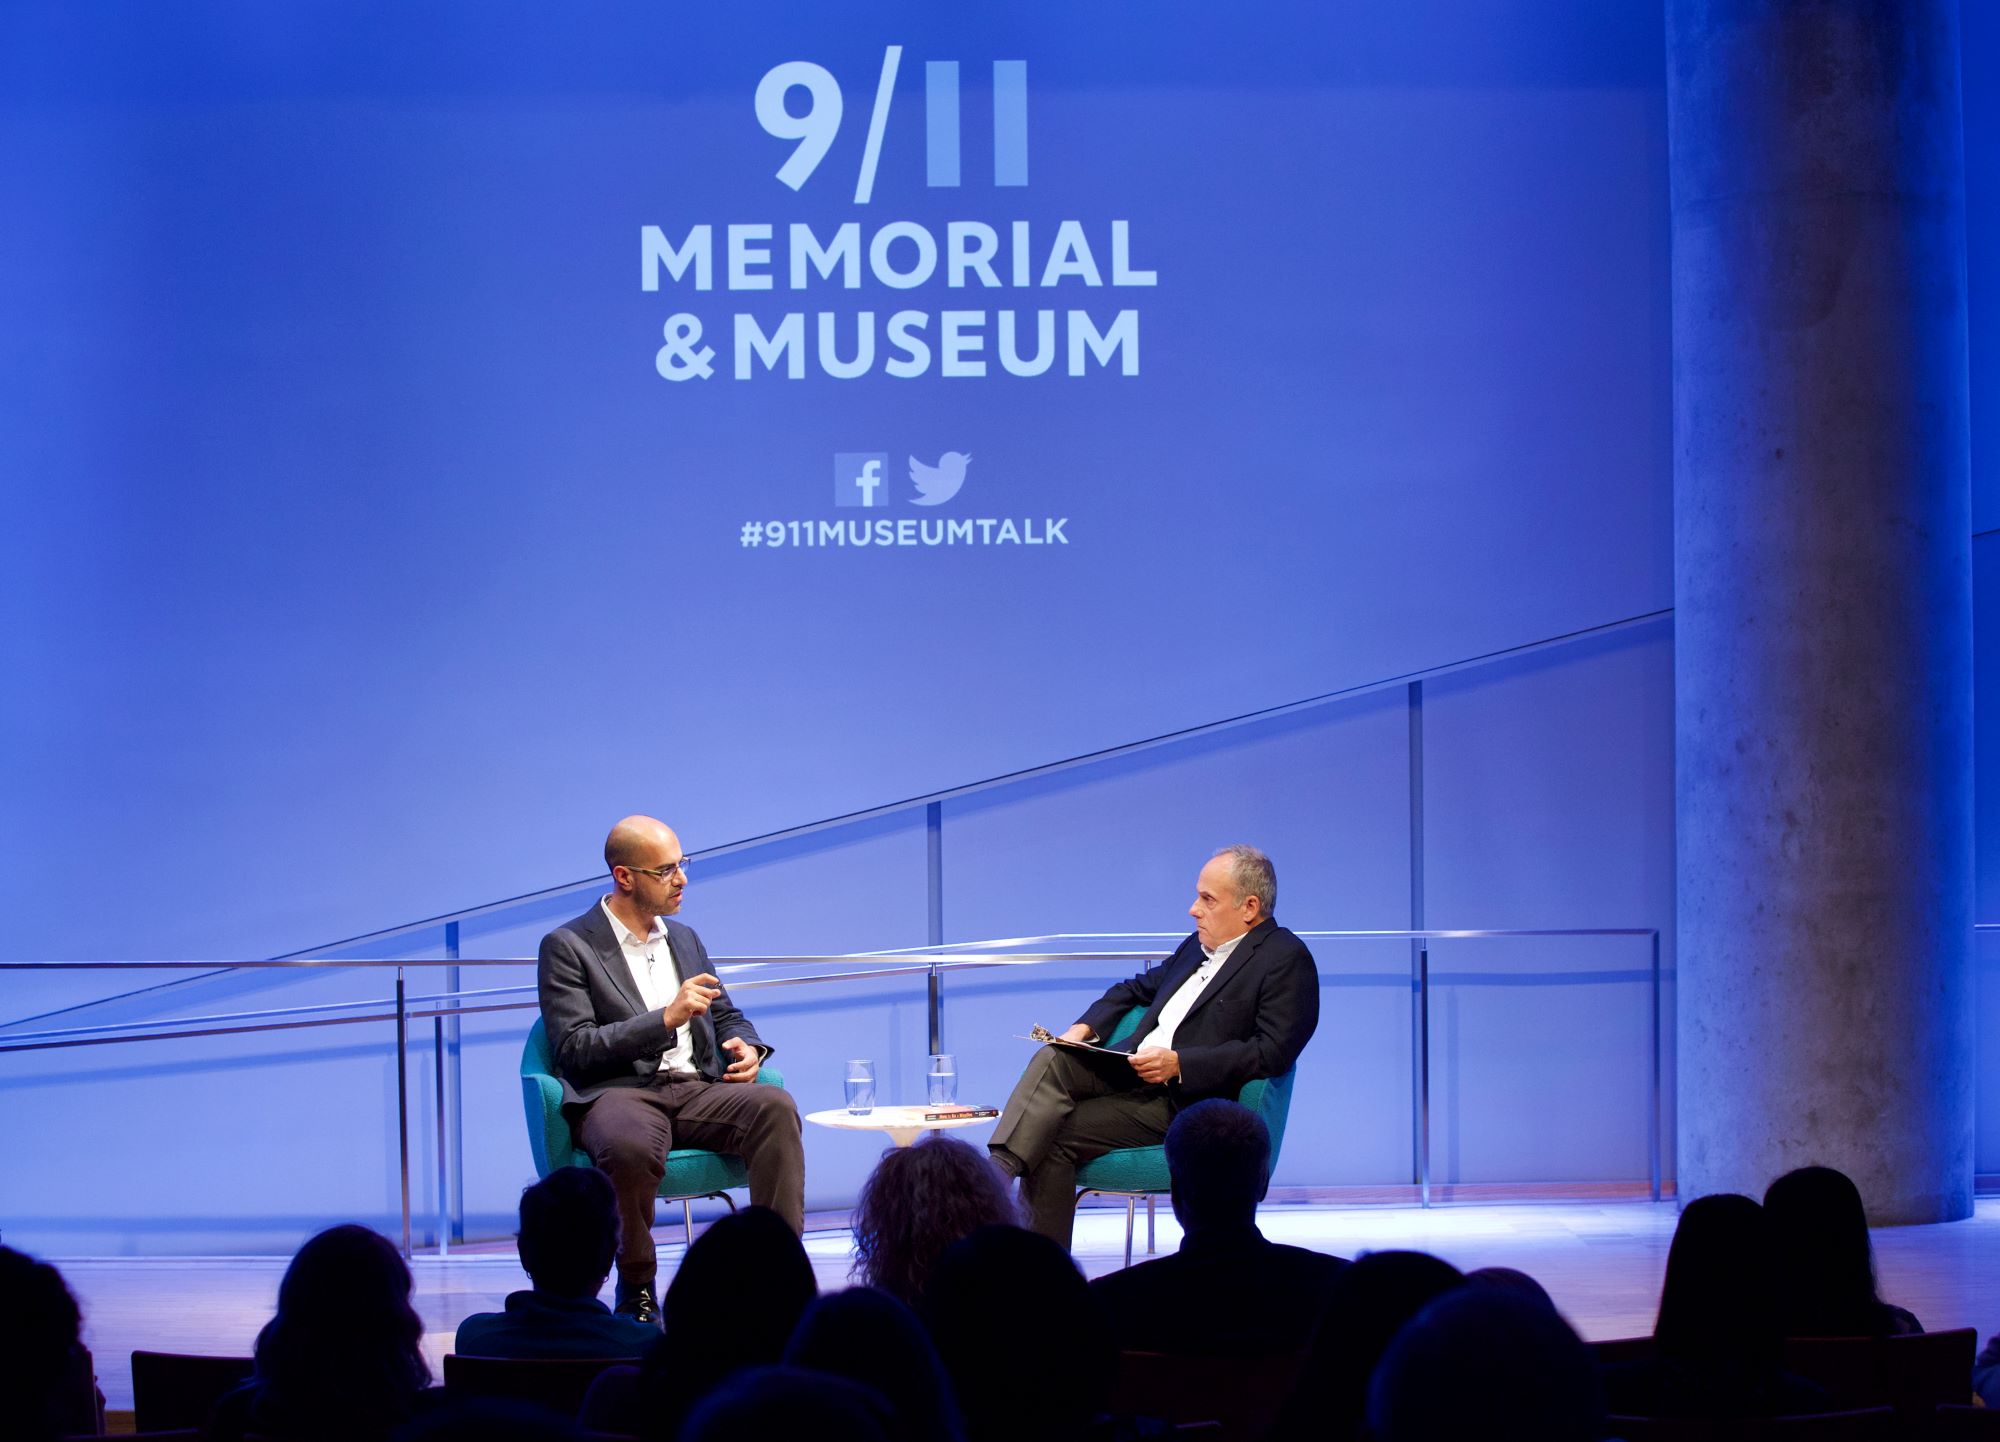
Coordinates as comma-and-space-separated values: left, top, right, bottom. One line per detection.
1670, 0, 1973, 1223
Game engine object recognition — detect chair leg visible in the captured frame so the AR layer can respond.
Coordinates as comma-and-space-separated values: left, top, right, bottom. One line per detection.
1123, 1196, 1136, 1269
682, 1199, 694, 1248
1146, 1194, 1156, 1255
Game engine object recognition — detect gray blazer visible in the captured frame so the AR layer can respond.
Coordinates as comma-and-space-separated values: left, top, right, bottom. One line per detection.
536, 904, 770, 1105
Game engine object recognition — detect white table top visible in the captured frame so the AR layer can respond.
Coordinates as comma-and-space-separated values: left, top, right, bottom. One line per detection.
803, 1104, 999, 1146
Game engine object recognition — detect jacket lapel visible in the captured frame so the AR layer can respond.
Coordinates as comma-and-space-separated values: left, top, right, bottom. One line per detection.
1178, 919, 1271, 1027
580, 904, 650, 1020
1128, 938, 1207, 1042
665, 919, 718, 1075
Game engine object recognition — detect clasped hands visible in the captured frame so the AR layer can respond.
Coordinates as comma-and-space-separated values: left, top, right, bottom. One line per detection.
661, 973, 761, 1083
1054, 1022, 1180, 1084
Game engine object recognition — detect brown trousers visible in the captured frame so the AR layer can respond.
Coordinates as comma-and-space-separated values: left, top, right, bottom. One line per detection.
574, 1074, 805, 1286
988, 1044, 1177, 1249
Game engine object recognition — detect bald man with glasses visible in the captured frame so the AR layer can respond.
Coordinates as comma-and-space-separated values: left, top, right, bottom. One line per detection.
537, 815, 804, 1327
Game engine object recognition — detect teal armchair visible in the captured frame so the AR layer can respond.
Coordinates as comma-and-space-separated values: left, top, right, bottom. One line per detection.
1071, 1006, 1298, 1268
520, 1016, 785, 1245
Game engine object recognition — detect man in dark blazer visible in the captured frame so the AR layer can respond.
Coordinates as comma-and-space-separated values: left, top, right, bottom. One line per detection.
1090, 1098, 1346, 1353
538, 815, 804, 1325
988, 845, 1319, 1246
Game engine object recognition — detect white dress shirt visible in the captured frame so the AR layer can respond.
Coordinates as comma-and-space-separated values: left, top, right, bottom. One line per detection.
1131, 930, 1247, 1054
601, 898, 698, 1077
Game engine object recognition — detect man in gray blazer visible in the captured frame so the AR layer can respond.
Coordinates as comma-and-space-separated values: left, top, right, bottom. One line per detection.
988, 845, 1319, 1247
537, 815, 804, 1326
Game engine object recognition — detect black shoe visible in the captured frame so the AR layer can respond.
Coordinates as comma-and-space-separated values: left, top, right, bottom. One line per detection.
614, 1279, 661, 1328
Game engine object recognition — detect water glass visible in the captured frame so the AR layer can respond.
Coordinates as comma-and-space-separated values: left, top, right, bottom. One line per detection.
844, 1059, 876, 1115
927, 1053, 957, 1107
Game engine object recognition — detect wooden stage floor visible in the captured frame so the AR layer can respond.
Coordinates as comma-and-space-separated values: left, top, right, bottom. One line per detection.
59, 1198, 2000, 1413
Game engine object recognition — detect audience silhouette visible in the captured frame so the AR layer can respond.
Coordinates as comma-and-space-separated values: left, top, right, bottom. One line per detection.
34, 1156, 1993, 1439
784, 1287, 967, 1442
582, 1204, 817, 1439
1601, 1192, 1831, 1420
455, 1166, 660, 1359
1089, 1098, 1346, 1355
680, 1364, 893, 1442
1271, 1248, 1466, 1441
850, 1135, 1021, 1307
922, 1224, 1123, 1442
1763, 1164, 1923, 1337
205, 1223, 432, 1442
1368, 1284, 1605, 1442
0, 1245, 100, 1442
391, 1394, 582, 1442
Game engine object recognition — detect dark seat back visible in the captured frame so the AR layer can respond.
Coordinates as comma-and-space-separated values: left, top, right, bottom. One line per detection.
1933, 1404, 2000, 1439
1110, 1348, 1307, 1442
441, 1353, 629, 1418
1607, 1407, 1899, 1441
1780, 1329, 1979, 1421
1596, 1336, 1661, 1366
130, 1350, 255, 1432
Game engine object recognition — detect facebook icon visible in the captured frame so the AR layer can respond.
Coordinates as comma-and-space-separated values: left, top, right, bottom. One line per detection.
833, 453, 890, 508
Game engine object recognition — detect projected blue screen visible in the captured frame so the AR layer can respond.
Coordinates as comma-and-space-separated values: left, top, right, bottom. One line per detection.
0, 3, 1669, 956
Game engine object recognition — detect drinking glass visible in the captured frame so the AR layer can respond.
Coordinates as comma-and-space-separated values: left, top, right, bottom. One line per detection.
927, 1053, 958, 1107
844, 1059, 876, 1115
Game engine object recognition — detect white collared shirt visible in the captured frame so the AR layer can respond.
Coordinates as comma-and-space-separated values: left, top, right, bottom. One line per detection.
601, 897, 698, 1077
1132, 930, 1247, 1054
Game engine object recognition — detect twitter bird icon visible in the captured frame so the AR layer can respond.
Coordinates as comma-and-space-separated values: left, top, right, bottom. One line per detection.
909, 451, 971, 506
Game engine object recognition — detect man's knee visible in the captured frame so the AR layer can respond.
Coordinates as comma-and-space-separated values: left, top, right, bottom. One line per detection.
746, 1083, 801, 1130
593, 1131, 667, 1180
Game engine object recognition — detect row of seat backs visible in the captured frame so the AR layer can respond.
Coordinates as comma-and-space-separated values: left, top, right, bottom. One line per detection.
130, 1350, 633, 1433
126, 1343, 1998, 1442
1610, 1404, 2000, 1441
1592, 1330, 1978, 1420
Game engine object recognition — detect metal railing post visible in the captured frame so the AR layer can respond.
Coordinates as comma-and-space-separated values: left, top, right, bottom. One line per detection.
1416, 946, 1431, 1208
395, 965, 412, 1257
437, 920, 462, 1255
926, 802, 945, 1054
1649, 929, 1663, 1203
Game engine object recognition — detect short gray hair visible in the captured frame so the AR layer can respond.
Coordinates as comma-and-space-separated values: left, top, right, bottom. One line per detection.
1213, 845, 1276, 917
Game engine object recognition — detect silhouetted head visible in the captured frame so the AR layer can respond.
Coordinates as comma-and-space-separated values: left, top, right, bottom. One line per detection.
639, 1206, 817, 1439
256, 1225, 430, 1436
923, 1225, 1112, 1442
851, 1135, 1021, 1307
1655, 1193, 1782, 1370
1763, 1165, 1892, 1336
786, 1287, 965, 1442
1289, 1250, 1465, 1442
1165, 1098, 1270, 1233
681, 1366, 891, 1442
517, 1166, 620, 1298
1465, 1266, 1557, 1311
0, 1246, 84, 1442
1370, 1285, 1604, 1442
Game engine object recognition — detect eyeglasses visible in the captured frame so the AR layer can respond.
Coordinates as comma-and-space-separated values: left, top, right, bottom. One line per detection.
625, 859, 691, 881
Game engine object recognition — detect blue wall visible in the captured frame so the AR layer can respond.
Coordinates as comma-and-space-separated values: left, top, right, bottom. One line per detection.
6, 1, 2000, 1253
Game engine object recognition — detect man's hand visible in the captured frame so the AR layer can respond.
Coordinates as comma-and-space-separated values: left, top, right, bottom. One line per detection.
663, 973, 723, 1029
720, 1035, 761, 1083
1130, 1046, 1181, 1084
1060, 1023, 1093, 1044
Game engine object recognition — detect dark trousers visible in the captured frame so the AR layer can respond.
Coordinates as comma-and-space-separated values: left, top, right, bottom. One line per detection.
574, 1075, 805, 1286
989, 1044, 1176, 1248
